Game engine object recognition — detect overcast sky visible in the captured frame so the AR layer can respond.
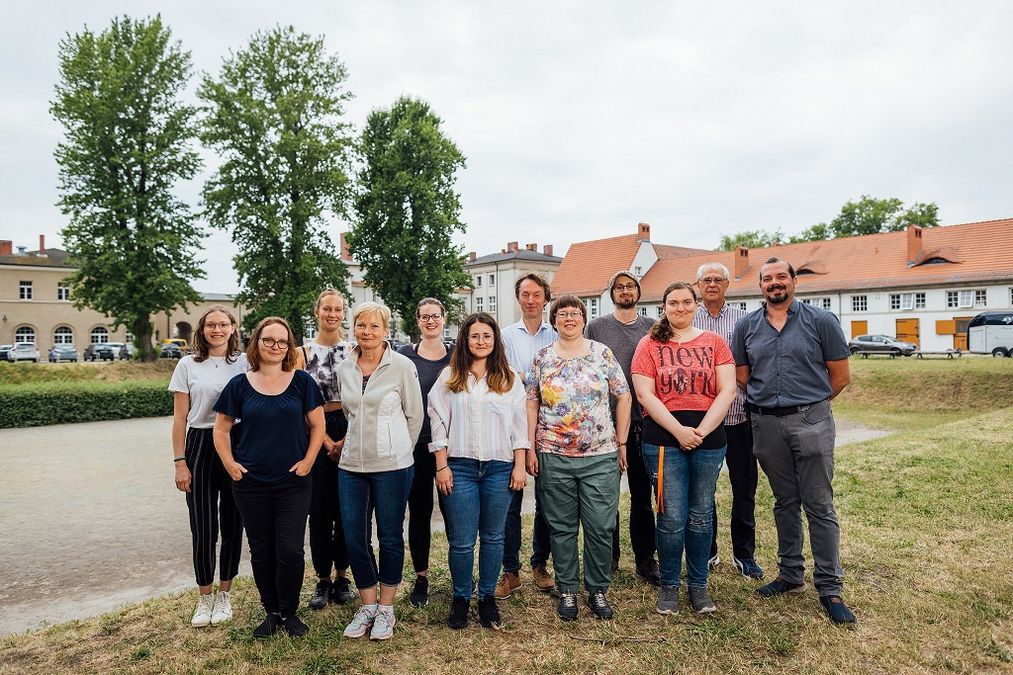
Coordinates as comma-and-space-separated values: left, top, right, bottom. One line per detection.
2, 2, 1011, 293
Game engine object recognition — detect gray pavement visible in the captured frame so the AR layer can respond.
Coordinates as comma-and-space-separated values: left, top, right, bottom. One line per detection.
0, 415, 886, 636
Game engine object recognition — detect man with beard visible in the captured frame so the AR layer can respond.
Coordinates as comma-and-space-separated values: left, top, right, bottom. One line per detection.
731, 257, 856, 625
692, 263, 763, 581
586, 271, 660, 586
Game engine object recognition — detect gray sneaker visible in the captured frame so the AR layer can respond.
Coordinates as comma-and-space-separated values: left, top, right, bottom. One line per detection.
369, 607, 396, 641
656, 585, 679, 615
343, 605, 377, 639
688, 586, 717, 614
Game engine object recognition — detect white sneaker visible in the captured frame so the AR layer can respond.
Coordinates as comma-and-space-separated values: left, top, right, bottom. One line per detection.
343, 605, 377, 639
708, 554, 721, 570
191, 593, 214, 627
211, 590, 233, 625
369, 607, 396, 641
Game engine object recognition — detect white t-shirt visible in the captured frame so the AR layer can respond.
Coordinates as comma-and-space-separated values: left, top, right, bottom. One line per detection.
168, 353, 249, 428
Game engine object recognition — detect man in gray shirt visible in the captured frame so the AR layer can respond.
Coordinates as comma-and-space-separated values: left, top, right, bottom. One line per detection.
731, 257, 855, 625
586, 270, 659, 586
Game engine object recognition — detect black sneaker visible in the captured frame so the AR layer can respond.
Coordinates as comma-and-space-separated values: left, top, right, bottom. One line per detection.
253, 612, 282, 638
587, 591, 614, 620
477, 595, 501, 629
733, 557, 765, 580
308, 579, 331, 610
410, 576, 430, 608
447, 597, 470, 629
557, 592, 578, 621
820, 595, 857, 626
635, 557, 661, 586
330, 576, 356, 604
282, 614, 309, 637
756, 577, 806, 598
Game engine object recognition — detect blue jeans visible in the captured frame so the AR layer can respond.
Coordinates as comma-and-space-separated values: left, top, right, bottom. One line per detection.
338, 467, 413, 588
642, 443, 726, 588
439, 458, 514, 599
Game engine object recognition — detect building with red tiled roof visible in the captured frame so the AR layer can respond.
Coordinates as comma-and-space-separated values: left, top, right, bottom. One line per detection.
552, 218, 1013, 352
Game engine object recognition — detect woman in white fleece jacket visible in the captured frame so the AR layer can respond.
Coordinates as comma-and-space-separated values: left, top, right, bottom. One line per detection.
336, 302, 423, 642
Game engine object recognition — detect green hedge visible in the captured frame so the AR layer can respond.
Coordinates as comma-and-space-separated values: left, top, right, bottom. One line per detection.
0, 380, 172, 428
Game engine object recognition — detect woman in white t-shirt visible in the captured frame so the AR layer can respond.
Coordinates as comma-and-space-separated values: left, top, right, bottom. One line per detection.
168, 305, 249, 628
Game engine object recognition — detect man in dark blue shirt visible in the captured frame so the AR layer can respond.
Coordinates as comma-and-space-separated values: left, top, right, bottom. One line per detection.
731, 257, 856, 626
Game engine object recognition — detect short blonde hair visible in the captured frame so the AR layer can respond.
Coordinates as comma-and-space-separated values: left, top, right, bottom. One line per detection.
352, 302, 391, 330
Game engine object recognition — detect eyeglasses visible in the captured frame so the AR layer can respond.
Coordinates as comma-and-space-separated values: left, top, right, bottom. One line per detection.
699, 277, 727, 286
468, 333, 494, 343
205, 322, 232, 331
613, 283, 638, 291
259, 337, 290, 349
555, 311, 584, 320
418, 313, 444, 322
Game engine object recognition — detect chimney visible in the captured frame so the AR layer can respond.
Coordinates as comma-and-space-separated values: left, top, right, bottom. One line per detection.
637, 222, 651, 242
734, 246, 749, 279
0, 240, 11, 256
507, 241, 519, 253
16, 245, 27, 255
468, 251, 476, 262
340, 232, 352, 261
906, 224, 923, 263
543, 244, 553, 257
39, 234, 46, 252
525, 243, 537, 251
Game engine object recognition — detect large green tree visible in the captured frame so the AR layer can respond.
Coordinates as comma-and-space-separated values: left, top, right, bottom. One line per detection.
347, 96, 470, 340
198, 26, 353, 342
790, 195, 941, 242
51, 15, 203, 360
716, 228, 783, 251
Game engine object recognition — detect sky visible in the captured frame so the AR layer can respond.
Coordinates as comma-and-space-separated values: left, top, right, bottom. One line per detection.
2, 1, 1011, 294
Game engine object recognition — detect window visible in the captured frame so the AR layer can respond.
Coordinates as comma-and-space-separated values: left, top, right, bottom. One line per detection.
90, 326, 109, 344
975, 289, 987, 307
488, 274, 495, 287
15, 326, 35, 344
634, 266, 642, 276
656, 305, 664, 318
476, 297, 483, 312
586, 297, 599, 319
443, 326, 451, 339
475, 275, 482, 287
58, 283, 70, 301
19, 280, 32, 300
890, 292, 927, 311
947, 290, 979, 309
638, 306, 648, 317
54, 326, 74, 344
733, 302, 748, 311
851, 295, 868, 312
488, 295, 496, 313
802, 297, 831, 311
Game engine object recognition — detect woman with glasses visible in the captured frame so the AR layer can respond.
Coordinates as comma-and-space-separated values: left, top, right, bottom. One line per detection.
212, 317, 325, 638
294, 289, 357, 611
397, 298, 453, 607
526, 295, 631, 621
168, 305, 248, 628
631, 282, 736, 615
337, 302, 423, 641
428, 312, 528, 630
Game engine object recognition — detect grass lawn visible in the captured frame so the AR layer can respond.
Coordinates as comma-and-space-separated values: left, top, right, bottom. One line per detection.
0, 360, 175, 386
2, 360, 1012, 673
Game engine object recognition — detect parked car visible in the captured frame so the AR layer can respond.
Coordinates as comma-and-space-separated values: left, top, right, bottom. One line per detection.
48, 344, 80, 362
160, 343, 183, 359
968, 311, 1013, 357
96, 342, 128, 361
0, 344, 12, 361
848, 334, 918, 356
7, 342, 40, 363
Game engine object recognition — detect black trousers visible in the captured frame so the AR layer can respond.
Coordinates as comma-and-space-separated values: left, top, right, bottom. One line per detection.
711, 420, 758, 560
407, 436, 447, 574
308, 410, 349, 578
184, 427, 243, 587
611, 421, 657, 562
232, 473, 312, 615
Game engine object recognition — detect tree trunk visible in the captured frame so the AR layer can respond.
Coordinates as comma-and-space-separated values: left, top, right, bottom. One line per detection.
132, 316, 157, 362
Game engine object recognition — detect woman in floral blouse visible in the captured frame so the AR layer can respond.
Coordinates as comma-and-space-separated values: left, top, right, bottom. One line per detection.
525, 294, 632, 622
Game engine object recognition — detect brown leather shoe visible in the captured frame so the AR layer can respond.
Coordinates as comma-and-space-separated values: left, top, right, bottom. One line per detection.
495, 571, 521, 599
531, 564, 555, 592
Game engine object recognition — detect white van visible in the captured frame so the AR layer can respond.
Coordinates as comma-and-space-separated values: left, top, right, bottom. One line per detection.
968, 311, 1013, 357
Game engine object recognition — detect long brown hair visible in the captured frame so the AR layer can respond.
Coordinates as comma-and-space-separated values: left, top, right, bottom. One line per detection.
246, 316, 298, 372
650, 282, 698, 342
446, 313, 514, 394
192, 305, 241, 363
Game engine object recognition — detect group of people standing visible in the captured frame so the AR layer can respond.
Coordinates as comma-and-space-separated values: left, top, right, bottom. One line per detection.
169, 254, 856, 641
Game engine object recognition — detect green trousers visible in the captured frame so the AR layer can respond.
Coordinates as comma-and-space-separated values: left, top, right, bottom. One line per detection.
537, 452, 620, 593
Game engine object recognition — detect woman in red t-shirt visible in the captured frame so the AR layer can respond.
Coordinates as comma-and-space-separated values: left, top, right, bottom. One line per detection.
631, 282, 736, 615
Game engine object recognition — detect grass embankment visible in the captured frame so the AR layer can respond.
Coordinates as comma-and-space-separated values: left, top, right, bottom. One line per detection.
0, 360, 175, 385
2, 360, 1012, 673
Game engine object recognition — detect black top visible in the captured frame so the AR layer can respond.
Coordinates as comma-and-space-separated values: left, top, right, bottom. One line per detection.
398, 341, 453, 440
642, 410, 727, 450
213, 370, 324, 483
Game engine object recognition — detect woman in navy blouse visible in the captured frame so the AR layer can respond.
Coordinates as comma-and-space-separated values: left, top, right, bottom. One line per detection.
213, 317, 325, 638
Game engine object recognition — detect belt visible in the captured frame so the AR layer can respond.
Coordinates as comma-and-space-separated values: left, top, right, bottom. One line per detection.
746, 402, 821, 417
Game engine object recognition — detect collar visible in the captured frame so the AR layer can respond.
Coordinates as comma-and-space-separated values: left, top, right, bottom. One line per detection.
761, 298, 800, 315
697, 303, 728, 319
511, 320, 551, 336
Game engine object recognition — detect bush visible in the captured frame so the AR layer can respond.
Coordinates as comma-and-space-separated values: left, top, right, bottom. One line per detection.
0, 380, 173, 428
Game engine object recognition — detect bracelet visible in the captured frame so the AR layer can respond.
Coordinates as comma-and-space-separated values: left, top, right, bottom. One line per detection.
173, 456, 186, 463
618, 442, 627, 447
436, 465, 449, 472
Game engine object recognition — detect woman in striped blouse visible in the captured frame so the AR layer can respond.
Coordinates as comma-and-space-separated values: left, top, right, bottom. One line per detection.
427, 312, 529, 630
